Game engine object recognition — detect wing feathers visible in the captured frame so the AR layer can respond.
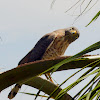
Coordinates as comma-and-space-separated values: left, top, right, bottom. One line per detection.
18, 33, 55, 65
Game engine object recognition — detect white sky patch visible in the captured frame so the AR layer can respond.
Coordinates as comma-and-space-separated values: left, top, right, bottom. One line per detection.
0, 0, 99, 45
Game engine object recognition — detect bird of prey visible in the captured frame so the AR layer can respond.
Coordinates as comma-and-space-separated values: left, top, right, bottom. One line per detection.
8, 27, 80, 99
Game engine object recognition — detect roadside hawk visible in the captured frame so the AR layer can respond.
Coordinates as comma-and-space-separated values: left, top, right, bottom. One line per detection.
8, 27, 80, 99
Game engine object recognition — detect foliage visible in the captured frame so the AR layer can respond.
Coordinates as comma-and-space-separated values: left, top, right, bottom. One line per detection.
0, 41, 100, 99
86, 11, 100, 26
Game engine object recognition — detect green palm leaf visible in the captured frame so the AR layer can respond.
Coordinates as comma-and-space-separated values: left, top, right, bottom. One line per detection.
86, 11, 100, 27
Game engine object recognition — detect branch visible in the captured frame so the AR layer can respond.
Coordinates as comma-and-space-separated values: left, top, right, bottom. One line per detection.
24, 77, 72, 100
0, 55, 100, 92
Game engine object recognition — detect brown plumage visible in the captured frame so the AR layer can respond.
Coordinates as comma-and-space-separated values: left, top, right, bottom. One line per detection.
8, 27, 80, 99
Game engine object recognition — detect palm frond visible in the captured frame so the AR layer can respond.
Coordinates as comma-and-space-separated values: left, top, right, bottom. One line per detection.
47, 58, 100, 100
86, 11, 100, 27
55, 66, 100, 100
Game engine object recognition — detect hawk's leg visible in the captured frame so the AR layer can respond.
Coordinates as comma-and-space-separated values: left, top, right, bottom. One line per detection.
45, 73, 54, 83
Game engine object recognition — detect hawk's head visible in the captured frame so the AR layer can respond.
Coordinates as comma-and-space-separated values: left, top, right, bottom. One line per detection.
54, 27, 80, 44
64, 27, 80, 43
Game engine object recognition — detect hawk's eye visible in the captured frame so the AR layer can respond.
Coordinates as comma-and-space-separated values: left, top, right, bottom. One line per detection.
69, 27, 74, 31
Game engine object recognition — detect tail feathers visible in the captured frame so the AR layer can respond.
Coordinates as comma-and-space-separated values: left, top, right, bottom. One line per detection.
8, 84, 22, 99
